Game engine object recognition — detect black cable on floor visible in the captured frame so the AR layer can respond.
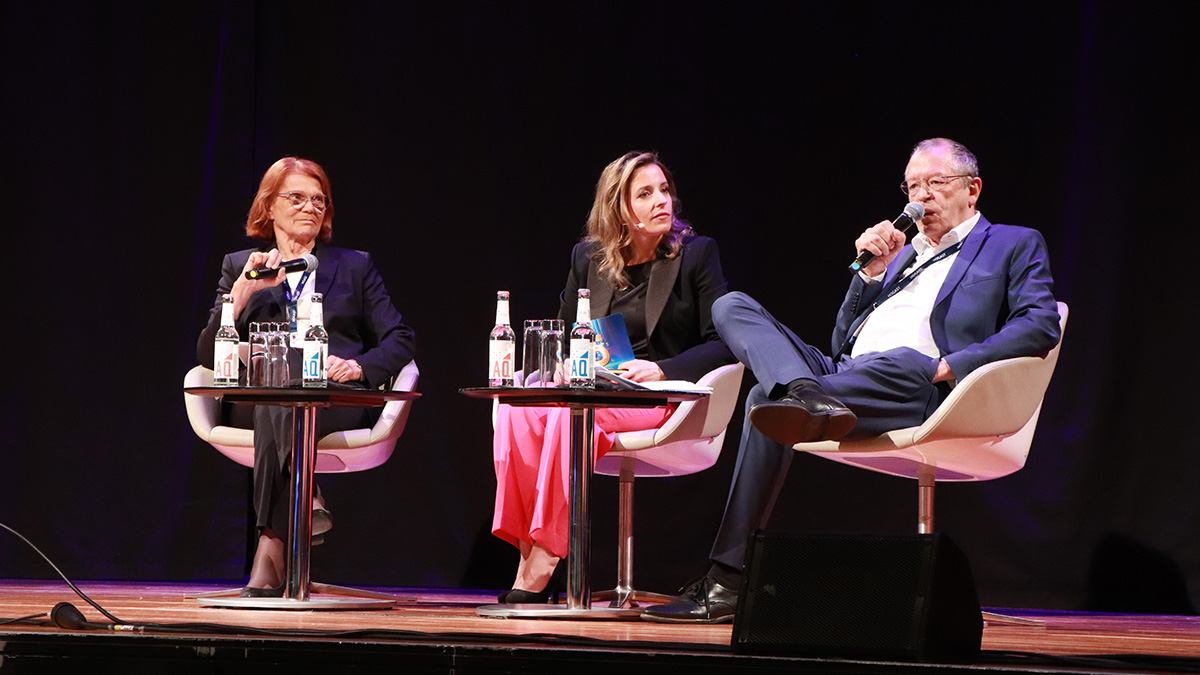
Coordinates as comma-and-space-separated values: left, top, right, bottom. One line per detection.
1, 520, 126, 623
6, 519, 1200, 672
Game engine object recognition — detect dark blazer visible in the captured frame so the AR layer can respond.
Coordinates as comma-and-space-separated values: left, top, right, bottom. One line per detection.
833, 216, 1060, 379
557, 235, 734, 383
197, 242, 416, 389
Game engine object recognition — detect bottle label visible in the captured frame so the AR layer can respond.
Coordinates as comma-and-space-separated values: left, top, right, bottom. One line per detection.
569, 339, 593, 381
214, 342, 239, 384
490, 342, 514, 382
303, 340, 328, 385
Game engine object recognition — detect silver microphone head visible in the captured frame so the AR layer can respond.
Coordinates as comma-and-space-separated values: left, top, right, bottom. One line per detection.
903, 201, 925, 221
301, 253, 319, 271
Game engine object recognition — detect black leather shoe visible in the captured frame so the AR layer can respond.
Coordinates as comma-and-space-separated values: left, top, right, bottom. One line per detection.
641, 576, 738, 623
749, 390, 856, 445
239, 584, 285, 598
498, 587, 553, 604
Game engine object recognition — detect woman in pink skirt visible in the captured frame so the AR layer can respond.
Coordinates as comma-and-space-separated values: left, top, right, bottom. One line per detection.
492, 151, 734, 603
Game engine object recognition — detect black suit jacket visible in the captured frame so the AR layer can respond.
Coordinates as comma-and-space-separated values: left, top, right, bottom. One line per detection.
557, 235, 733, 382
197, 242, 416, 389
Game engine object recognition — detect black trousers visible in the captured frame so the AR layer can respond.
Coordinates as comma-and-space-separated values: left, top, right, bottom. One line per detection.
226, 404, 376, 539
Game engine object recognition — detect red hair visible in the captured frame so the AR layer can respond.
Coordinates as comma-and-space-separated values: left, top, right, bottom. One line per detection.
245, 157, 335, 243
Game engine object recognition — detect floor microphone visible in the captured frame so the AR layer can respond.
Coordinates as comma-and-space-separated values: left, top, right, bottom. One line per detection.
51, 602, 143, 631
51, 602, 102, 629
245, 253, 318, 280
848, 202, 925, 272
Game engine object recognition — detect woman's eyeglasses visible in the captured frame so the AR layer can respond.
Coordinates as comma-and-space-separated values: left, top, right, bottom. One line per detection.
276, 192, 328, 212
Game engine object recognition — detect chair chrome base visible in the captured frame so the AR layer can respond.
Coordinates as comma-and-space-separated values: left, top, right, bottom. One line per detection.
592, 586, 674, 609
190, 582, 408, 609
475, 603, 642, 619
199, 595, 395, 610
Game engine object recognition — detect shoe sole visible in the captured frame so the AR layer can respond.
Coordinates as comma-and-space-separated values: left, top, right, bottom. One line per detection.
640, 611, 735, 624
749, 403, 857, 445
313, 508, 333, 537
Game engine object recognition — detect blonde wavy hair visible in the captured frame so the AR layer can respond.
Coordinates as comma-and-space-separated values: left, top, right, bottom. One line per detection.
585, 151, 693, 289
245, 157, 335, 244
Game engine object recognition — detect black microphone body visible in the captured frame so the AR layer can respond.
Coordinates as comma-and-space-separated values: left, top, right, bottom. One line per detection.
51, 602, 144, 632
244, 253, 318, 280
848, 202, 925, 273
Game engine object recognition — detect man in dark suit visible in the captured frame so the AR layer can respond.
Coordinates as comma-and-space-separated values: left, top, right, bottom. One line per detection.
643, 138, 1061, 623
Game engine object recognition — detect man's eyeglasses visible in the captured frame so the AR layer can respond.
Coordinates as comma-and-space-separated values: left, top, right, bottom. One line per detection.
277, 192, 328, 212
900, 174, 971, 196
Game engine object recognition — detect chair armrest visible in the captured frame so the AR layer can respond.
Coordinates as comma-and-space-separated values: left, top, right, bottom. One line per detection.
183, 365, 221, 440
368, 360, 420, 443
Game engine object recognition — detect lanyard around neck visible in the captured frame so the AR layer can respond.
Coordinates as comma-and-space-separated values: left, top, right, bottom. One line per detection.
281, 269, 312, 332
870, 241, 963, 310
834, 241, 963, 360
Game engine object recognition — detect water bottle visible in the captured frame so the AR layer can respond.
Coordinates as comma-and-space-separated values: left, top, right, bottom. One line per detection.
569, 289, 595, 388
213, 294, 240, 387
489, 291, 516, 386
303, 293, 329, 388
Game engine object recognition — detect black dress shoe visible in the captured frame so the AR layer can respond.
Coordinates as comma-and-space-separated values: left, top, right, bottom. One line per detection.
239, 584, 285, 598
641, 576, 738, 623
749, 390, 857, 445
498, 587, 553, 604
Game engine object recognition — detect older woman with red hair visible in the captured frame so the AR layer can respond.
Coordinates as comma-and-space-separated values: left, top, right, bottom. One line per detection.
198, 157, 415, 596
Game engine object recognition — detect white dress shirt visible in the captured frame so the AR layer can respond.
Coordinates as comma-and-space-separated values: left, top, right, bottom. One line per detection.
850, 212, 981, 360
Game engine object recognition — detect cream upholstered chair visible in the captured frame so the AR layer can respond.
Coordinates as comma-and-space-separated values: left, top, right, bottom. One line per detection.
184, 360, 419, 473
593, 362, 745, 608
793, 302, 1068, 534
183, 360, 418, 599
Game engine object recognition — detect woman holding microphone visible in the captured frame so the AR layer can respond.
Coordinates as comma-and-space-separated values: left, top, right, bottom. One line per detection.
198, 157, 416, 596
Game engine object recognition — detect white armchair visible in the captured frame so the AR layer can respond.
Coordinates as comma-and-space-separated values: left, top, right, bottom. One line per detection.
594, 362, 745, 608
792, 303, 1068, 534
184, 360, 419, 473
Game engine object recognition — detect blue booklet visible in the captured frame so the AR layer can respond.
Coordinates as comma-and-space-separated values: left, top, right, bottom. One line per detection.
591, 313, 635, 369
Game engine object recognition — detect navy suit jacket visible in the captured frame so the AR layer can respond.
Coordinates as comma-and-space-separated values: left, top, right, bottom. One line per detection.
832, 216, 1060, 379
197, 242, 416, 389
557, 235, 734, 383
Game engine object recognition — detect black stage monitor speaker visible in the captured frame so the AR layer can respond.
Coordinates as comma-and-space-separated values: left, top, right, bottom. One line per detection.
732, 531, 982, 662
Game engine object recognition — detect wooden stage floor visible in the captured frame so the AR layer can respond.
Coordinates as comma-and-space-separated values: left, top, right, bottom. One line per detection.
3, 579, 1200, 673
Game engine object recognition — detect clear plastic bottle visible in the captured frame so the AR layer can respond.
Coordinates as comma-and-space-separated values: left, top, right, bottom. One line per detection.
489, 291, 516, 386
569, 289, 595, 388
303, 293, 329, 388
213, 294, 240, 387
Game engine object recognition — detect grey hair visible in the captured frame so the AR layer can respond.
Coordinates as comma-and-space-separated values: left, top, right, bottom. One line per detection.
911, 138, 979, 177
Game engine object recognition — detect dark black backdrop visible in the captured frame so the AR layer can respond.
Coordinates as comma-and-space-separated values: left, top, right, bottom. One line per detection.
3, 1, 1198, 612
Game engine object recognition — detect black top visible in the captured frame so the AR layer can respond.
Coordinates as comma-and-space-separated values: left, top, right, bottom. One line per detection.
610, 261, 652, 359
557, 235, 734, 382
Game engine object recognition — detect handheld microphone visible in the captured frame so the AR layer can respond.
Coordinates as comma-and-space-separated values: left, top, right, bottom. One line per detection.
244, 253, 318, 280
848, 202, 925, 273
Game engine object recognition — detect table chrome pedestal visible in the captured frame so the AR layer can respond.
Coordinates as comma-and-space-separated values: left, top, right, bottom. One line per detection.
185, 386, 419, 610
461, 387, 705, 620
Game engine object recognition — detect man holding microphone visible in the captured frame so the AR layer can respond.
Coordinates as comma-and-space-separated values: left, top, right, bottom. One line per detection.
644, 137, 1061, 623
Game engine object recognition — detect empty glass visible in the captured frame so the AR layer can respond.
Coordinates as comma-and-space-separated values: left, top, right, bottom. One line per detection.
266, 322, 291, 387
522, 319, 566, 388
248, 322, 268, 387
